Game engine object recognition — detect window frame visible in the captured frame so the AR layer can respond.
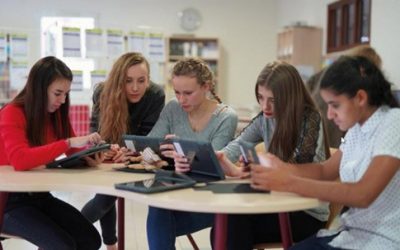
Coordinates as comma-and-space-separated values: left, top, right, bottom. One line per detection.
327, 0, 371, 53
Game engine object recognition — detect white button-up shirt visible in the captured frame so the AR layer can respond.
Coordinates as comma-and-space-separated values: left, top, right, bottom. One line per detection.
319, 106, 400, 250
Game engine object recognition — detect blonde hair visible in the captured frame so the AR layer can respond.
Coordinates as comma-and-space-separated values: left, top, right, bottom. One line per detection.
347, 45, 382, 69
99, 52, 150, 143
172, 58, 222, 103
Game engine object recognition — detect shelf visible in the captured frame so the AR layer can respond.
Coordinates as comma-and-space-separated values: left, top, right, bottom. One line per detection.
277, 26, 322, 78
166, 36, 221, 101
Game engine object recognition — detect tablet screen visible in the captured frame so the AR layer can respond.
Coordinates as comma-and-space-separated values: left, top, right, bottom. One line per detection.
115, 176, 195, 193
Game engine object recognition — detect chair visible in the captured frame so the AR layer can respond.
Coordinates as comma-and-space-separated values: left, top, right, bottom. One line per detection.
253, 198, 343, 250
0, 192, 9, 250
186, 234, 199, 250
253, 148, 343, 250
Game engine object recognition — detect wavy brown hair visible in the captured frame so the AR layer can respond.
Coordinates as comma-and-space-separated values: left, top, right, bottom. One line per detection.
347, 45, 382, 69
11, 56, 73, 146
99, 52, 150, 143
172, 58, 222, 103
255, 61, 329, 161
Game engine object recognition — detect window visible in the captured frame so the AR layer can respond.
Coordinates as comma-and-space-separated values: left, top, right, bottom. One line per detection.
41, 17, 95, 90
327, 0, 371, 53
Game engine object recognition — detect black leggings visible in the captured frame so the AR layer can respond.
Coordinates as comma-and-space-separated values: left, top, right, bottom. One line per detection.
214, 211, 325, 250
81, 194, 117, 245
3, 192, 101, 250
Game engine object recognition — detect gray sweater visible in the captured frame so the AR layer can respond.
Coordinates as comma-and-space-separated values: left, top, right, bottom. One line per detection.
223, 111, 329, 221
223, 112, 326, 163
148, 100, 238, 150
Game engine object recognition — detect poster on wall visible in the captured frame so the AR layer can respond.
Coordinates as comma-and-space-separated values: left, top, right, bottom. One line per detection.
148, 33, 165, 63
91, 70, 107, 88
127, 31, 146, 55
106, 29, 124, 59
62, 27, 81, 57
0, 33, 7, 62
86, 28, 104, 57
9, 60, 28, 93
10, 33, 28, 60
0, 61, 10, 102
71, 70, 83, 91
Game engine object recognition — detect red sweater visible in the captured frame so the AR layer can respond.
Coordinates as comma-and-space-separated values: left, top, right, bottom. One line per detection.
0, 104, 79, 171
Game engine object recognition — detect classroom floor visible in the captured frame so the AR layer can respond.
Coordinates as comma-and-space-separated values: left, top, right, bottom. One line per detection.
1, 191, 214, 250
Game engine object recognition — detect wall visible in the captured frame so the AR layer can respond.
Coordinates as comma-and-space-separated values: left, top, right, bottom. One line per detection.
276, 0, 400, 88
2, 0, 399, 109
0, 0, 278, 110
371, 0, 400, 88
276, 0, 331, 53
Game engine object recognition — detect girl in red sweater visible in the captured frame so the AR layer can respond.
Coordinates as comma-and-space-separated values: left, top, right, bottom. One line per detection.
0, 56, 102, 249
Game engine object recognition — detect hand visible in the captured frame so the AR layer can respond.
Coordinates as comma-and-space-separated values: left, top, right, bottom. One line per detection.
68, 132, 103, 148
238, 155, 250, 172
173, 151, 191, 173
250, 153, 293, 192
111, 147, 134, 163
83, 152, 105, 168
215, 151, 249, 178
159, 134, 177, 159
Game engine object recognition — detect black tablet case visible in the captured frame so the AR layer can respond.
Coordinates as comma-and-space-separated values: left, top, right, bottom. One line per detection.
114, 170, 196, 193
194, 183, 269, 193
46, 144, 111, 169
171, 139, 226, 183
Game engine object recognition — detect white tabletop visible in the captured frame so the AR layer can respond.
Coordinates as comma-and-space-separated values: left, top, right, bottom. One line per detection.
0, 164, 320, 214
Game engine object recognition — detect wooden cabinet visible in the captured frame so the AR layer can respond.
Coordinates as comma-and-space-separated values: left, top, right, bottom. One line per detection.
277, 26, 322, 78
166, 36, 219, 101
327, 0, 371, 53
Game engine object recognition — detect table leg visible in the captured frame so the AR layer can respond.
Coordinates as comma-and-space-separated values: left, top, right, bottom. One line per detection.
117, 197, 125, 250
213, 213, 227, 250
278, 212, 293, 250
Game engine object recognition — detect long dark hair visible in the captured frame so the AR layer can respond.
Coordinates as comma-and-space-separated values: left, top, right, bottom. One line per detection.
255, 61, 329, 161
320, 56, 398, 108
11, 56, 73, 146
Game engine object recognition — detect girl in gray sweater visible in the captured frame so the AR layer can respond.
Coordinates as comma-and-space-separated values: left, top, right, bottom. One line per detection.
146, 58, 238, 250
216, 61, 331, 250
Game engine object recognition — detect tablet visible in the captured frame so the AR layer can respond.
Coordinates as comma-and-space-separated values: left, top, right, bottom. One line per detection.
239, 140, 260, 165
122, 134, 164, 154
172, 138, 225, 182
46, 143, 111, 169
114, 170, 196, 193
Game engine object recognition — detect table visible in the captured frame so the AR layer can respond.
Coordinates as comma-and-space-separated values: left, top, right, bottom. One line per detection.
0, 164, 320, 250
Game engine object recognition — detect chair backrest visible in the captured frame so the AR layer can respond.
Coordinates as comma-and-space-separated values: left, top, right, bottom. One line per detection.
0, 192, 9, 228
0, 192, 10, 250
253, 203, 343, 250
325, 202, 343, 229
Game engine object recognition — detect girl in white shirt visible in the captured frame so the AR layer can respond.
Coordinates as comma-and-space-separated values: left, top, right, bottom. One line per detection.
252, 56, 400, 250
